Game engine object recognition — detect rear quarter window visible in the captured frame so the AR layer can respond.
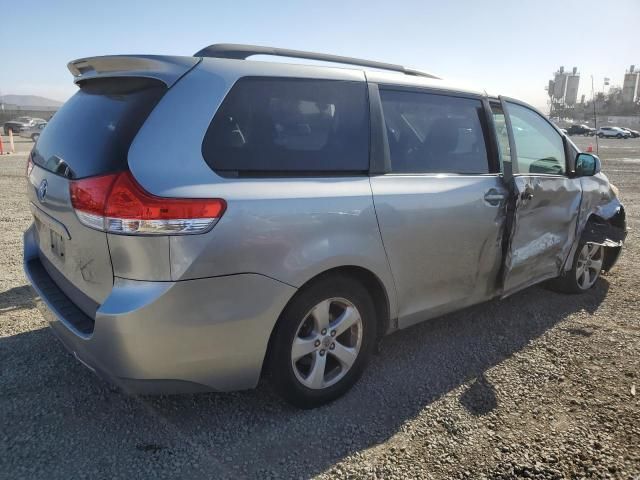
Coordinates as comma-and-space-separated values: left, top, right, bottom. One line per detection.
202, 77, 370, 176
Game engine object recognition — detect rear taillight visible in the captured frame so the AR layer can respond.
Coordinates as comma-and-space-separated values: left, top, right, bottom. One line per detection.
69, 171, 226, 235
26, 157, 34, 177
69, 173, 119, 230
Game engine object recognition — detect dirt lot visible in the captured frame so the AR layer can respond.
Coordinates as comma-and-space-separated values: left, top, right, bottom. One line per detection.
0, 134, 638, 479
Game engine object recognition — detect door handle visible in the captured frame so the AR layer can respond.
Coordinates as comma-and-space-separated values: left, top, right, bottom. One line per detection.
484, 189, 506, 206
521, 187, 534, 201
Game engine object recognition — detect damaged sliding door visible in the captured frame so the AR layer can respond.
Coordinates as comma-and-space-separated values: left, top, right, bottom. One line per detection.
495, 98, 582, 297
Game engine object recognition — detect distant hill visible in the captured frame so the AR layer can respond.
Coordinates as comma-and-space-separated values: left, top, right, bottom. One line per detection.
1, 94, 63, 108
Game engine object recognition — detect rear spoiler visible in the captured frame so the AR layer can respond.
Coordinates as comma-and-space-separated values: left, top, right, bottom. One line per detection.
67, 55, 200, 87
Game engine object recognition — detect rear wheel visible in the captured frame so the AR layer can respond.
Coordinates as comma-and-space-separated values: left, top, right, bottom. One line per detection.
598, 133, 604, 138
269, 275, 377, 408
548, 242, 604, 293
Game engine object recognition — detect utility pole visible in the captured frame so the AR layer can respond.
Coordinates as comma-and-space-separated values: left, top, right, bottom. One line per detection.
591, 75, 599, 154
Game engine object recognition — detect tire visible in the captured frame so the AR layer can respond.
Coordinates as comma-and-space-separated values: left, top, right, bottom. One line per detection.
548, 241, 604, 294
268, 274, 377, 408
617, 133, 623, 139
598, 133, 604, 138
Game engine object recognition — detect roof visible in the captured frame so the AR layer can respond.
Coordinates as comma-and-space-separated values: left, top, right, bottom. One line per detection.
196, 56, 488, 99
192, 43, 488, 98
364, 69, 487, 97
194, 43, 439, 79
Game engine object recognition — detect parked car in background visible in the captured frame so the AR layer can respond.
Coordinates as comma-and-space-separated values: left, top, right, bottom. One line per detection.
3, 116, 33, 134
20, 121, 47, 141
620, 127, 639, 138
597, 126, 630, 139
566, 124, 595, 136
23, 45, 627, 408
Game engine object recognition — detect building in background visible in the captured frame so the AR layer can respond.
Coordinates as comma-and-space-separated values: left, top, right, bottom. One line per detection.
552, 66, 568, 99
0, 104, 58, 126
547, 66, 579, 118
565, 70, 580, 106
623, 65, 639, 105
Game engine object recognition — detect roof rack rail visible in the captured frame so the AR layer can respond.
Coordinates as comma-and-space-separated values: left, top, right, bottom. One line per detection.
193, 44, 440, 79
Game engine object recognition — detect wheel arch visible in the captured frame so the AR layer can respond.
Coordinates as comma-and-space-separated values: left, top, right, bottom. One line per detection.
564, 206, 626, 273
261, 265, 393, 378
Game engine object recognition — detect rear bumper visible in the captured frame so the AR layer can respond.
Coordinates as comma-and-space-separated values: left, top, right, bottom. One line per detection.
24, 226, 297, 394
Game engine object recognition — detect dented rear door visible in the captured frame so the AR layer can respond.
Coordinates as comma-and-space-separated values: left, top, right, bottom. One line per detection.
370, 86, 507, 328
496, 99, 582, 296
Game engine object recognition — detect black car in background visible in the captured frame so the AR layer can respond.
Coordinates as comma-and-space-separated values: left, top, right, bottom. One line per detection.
621, 127, 640, 138
3, 117, 33, 135
566, 124, 595, 136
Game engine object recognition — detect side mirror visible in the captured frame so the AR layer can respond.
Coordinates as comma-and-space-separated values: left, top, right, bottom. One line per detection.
575, 152, 601, 177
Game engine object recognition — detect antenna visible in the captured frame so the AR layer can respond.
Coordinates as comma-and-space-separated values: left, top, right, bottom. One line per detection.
591, 75, 599, 155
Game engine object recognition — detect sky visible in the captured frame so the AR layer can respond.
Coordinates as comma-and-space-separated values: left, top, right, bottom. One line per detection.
1, 0, 638, 111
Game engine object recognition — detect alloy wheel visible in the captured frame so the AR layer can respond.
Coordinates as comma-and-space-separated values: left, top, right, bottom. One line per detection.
576, 243, 603, 290
291, 297, 363, 390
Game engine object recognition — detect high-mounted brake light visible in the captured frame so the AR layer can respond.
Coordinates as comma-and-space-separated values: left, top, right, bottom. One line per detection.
70, 171, 226, 235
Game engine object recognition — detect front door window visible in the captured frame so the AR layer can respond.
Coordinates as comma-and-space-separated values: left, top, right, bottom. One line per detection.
505, 102, 566, 175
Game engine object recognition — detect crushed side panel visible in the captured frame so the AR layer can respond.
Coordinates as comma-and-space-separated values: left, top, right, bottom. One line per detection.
562, 174, 627, 274
500, 175, 582, 298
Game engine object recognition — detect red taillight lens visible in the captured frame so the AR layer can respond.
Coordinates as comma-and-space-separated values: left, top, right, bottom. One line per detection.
69, 171, 225, 235
70, 173, 119, 216
105, 171, 226, 220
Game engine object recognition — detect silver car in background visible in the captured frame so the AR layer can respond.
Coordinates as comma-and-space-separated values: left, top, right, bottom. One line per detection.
597, 126, 631, 138
20, 121, 47, 141
24, 45, 627, 408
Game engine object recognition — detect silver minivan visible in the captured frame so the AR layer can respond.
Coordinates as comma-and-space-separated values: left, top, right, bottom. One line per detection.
24, 45, 626, 408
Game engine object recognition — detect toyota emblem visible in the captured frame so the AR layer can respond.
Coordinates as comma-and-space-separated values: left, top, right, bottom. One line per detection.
37, 179, 48, 203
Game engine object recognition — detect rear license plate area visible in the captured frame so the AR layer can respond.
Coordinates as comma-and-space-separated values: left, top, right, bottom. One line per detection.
32, 207, 68, 263
49, 229, 66, 260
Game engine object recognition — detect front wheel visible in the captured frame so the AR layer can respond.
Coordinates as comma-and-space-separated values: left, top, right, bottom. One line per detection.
268, 275, 377, 408
617, 133, 623, 139
548, 242, 604, 294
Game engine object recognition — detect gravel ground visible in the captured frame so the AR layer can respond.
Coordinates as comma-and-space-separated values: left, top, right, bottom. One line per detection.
0, 135, 638, 479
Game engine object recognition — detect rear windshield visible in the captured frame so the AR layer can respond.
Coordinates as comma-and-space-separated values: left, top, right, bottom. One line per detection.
32, 77, 166, 179
202, 77, 369, 176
